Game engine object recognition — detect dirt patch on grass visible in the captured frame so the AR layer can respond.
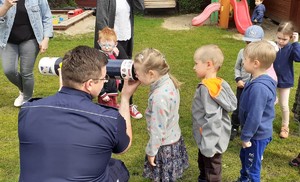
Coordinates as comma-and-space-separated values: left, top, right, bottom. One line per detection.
56, 13, 278, 41
162, 14, 278, 41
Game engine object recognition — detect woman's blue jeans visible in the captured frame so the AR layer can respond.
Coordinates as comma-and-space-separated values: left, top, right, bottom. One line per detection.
1, 39, 39, 100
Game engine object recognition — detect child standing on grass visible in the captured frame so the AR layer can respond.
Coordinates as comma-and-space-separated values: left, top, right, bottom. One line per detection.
231, 25, 278, 140
97, 27, 120, 107
237, 40, 277, 182
251, 0, 265, 26
231, 25, 264, 140
133, 48, 189, 181
273, 21, 300, 139
192, 44, 237, 182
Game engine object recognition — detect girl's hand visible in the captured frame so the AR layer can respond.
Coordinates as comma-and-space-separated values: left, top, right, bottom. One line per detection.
147, 155, 156, 166
292, 32, 299, 42
39, 37, 49, 53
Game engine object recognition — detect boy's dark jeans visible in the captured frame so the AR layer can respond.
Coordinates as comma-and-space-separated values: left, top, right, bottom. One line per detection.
198, 150, 222, 182
231, 87, 244, 129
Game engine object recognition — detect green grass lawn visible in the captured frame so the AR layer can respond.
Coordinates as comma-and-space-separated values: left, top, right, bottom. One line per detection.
0, 15, 300, 182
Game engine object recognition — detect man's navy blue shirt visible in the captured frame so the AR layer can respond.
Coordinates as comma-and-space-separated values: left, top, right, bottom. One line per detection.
18, 87, 129, 182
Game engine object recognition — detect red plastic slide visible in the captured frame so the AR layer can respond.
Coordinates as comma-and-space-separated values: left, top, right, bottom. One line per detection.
192, 3, 221, 26
230, 0, 252, 34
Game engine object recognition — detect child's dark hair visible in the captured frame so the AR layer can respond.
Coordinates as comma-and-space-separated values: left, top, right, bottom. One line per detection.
277, 21, 295, 38
134, 48, 182, 89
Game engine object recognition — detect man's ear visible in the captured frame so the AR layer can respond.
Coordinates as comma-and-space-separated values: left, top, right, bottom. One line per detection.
84, 79, 94, 92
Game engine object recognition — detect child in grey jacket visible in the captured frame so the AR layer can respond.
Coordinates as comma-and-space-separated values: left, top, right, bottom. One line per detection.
192, 44, 237, 182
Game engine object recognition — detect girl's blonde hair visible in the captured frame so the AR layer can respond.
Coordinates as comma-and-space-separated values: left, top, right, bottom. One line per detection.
277, 21, 295, 38
134, 48, 182, 89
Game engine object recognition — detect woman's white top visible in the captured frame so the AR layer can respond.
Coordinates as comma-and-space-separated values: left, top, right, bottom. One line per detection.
114, 0, 131, 41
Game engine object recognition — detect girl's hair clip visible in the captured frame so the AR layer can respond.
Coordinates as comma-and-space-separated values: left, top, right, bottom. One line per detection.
138, 54, 144, 60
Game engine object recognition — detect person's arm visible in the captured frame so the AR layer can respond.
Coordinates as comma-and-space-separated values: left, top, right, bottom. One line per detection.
255, 5, 265, 22
94, 0, 111, 48
39, 0, 53, 53
0, 0, 15, 17
234, 49, 244, 85
240, 85, 267, 142
292, 39, 300, 62
117, 78, 140, 154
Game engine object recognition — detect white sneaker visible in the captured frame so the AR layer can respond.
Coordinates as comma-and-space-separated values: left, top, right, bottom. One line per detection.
14, 92, 24, 107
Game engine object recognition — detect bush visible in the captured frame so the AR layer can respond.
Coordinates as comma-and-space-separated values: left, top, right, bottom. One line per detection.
177, 0, 210, 13
48, 0, 77, 9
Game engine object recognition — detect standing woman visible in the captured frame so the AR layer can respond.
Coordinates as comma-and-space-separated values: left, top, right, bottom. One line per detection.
94, 0, 144, 119
0, 0, 53, 107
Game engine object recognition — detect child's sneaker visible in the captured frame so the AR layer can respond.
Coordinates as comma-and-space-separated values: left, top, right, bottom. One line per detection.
279, 126, 289, 139
289, 153, 300, 167
130, 104, 142, 119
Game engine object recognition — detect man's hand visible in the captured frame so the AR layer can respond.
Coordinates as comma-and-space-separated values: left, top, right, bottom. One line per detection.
4, 0, 17, 8
121, 78, 140, 100
147, 155, 156, 166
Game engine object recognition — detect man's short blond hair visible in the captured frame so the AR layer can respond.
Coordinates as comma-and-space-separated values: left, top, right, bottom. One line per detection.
243, 40, 276, 69
194, 44, 224, 70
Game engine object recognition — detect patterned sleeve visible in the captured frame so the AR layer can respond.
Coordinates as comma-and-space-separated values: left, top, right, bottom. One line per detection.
145, 94, 168, 156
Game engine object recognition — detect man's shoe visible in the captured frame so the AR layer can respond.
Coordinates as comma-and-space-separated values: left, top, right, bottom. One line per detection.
14, 92, 24, 107
279, 126, 289, 139
129, 104, 143, 119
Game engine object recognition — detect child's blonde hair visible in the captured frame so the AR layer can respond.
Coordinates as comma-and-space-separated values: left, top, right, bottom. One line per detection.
277, 21, 295, 38
98, 27, 117, 42
194, 44, 224, 70
243, 40, 276, 69
134, 48, 181, 89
